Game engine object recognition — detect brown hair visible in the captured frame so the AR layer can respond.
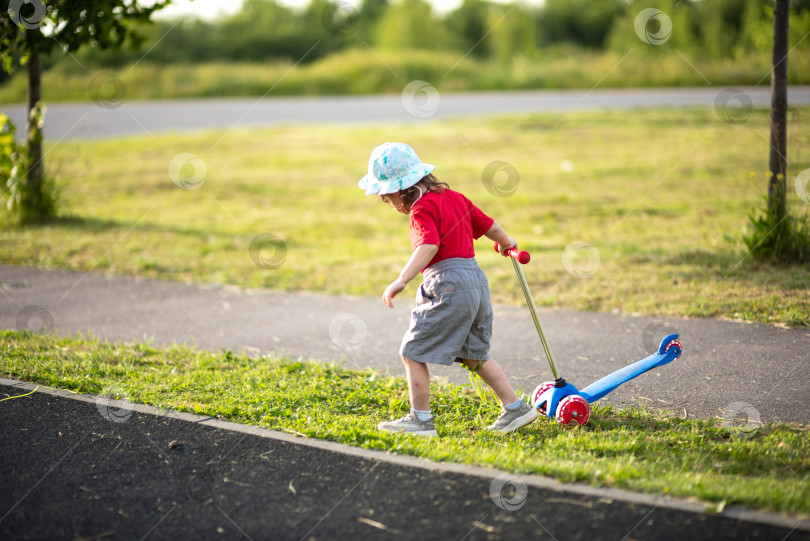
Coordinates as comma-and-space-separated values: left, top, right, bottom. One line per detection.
383, 173, 449, 213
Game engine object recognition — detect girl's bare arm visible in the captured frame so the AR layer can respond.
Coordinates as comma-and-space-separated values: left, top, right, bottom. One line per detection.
382, 243, 439, 308
484, 221, 517, 255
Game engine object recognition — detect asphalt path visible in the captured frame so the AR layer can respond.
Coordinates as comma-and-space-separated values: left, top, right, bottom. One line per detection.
2, 265, 808, 425
1, 381, 807, 540
3, 86, 810, 140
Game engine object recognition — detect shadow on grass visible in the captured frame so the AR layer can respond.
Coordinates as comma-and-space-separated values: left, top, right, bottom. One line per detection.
9, 213, 228, 240
631, 248, 809, 289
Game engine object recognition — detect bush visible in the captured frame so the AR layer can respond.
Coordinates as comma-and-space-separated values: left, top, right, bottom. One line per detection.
0, 111, 58, 224
744, 194, 810, 264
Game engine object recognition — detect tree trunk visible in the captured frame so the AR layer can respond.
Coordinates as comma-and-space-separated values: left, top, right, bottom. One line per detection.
26, 50, 43, 196
768, 0, 789, 223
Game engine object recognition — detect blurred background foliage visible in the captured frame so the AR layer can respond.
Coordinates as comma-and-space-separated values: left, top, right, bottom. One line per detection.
1, 0, 810, 97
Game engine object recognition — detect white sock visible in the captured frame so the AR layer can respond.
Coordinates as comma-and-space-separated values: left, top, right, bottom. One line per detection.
504, 399, 523, 411
413, 408, 432, 421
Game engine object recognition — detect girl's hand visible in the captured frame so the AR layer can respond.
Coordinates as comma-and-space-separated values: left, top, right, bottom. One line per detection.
382, 278, 407, 308
484, 222, 517, 256
498, 237, 518, 256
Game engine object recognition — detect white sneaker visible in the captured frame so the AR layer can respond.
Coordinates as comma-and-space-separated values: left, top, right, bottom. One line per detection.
486, 402, 538, 433
378, 410, 438, 437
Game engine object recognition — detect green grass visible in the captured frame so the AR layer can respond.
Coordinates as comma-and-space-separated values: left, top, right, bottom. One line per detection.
1, 330, 807, 514
1, 107, 808, 325
1, 48, 809, 103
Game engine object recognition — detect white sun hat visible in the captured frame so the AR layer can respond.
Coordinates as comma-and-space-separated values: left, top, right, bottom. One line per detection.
358, 142, 435, 196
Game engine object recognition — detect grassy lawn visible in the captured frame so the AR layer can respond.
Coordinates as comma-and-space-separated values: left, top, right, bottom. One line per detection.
1, 107, 808, 325
1, 331, 807, 514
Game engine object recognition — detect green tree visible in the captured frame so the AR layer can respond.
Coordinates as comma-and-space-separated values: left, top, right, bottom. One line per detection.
694, 0, 729, 59
540, 0, 625, 49
735, 0, 774, 58
787, 1, 810, 57
214, 0, 314, 62
0, 0, 170, 221
606, 0, 695, 55
446, 0, 491, 57
358, 0, 389, 43
373, 0, 450, 50
488, 2, 539, 64
744, 0, 809, 263
302, 0, 363, 56
768, 0, 788, 225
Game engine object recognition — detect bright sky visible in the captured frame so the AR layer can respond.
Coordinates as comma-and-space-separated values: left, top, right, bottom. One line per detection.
153, 0, 540, 20
154, 0, 245, 21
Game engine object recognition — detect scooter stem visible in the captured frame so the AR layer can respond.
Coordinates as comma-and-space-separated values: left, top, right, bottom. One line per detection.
510, 256, 562, 381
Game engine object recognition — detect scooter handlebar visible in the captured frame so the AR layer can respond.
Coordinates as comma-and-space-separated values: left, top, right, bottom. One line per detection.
494, 243, 530, 264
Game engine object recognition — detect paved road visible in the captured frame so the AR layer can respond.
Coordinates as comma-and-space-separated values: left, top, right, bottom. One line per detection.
1, 381, 806, 540
2, 265, 808, 425
4, 86, 810, 140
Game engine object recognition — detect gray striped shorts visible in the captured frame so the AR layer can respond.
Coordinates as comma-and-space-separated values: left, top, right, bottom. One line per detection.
399, 258, 493, 366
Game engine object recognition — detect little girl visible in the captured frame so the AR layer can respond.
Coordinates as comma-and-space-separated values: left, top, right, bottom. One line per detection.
359, 142, 538, 437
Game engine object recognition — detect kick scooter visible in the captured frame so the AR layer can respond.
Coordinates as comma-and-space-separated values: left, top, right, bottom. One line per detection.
496, 243, 683, 426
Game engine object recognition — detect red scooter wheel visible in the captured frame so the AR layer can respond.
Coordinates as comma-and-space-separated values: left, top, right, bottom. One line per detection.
530, 381, 555, 414
556, 395, 591, 426
664, 339, 683, 359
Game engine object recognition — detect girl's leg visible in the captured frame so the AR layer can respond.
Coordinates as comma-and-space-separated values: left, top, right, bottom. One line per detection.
376, 356, 437, 436
463, 358, 518, 406
402, 356, 430, 410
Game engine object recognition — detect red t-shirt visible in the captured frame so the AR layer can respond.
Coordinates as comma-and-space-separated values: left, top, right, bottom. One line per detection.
409, 189, 495, 270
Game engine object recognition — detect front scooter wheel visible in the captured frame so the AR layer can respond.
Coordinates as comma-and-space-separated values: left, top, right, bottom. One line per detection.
664, 339, 683, 358
530, 381, 555, 415
556, 395, 591, 426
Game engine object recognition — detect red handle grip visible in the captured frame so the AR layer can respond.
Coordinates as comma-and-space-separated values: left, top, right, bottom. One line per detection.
494, 243, 530, 264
